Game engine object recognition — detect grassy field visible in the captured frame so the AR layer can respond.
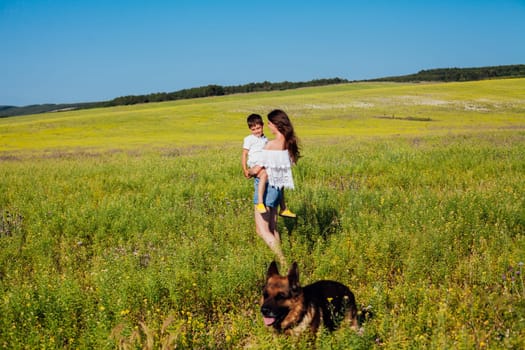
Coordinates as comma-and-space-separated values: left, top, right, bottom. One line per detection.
1, 78, 524, 154
1, 79, 524, 349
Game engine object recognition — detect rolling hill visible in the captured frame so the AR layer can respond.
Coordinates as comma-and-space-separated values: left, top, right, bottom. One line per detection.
1, 64, 523, 118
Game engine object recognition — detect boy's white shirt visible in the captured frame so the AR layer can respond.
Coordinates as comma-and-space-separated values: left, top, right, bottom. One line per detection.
243, 134, 268, 168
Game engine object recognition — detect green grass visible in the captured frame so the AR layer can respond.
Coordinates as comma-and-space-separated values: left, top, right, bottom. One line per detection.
0, 79, 524, 349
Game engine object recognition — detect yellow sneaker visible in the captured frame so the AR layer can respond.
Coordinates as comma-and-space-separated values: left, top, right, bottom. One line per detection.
279, 209, 297, 218
256, 203, 267, 214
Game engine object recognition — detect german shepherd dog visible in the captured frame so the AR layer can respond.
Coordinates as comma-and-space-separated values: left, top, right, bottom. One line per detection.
261, 261, 358, 335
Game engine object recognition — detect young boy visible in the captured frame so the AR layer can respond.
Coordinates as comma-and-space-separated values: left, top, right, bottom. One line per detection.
242, 113, 296, 217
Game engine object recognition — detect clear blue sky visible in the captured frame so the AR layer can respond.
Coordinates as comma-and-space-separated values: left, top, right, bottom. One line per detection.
1, 0, 524, 106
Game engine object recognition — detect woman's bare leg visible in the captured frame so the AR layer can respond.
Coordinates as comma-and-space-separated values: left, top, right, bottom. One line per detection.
254, 207, 286, 266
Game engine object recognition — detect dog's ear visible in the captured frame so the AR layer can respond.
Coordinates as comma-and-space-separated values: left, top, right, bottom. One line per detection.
266, 261, 279, 278
288, 262, 300, 291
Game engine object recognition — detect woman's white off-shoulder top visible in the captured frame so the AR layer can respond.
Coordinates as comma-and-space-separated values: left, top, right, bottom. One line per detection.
261, 150, 294, 189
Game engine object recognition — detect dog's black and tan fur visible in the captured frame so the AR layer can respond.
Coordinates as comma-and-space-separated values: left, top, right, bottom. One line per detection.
261, 261, 358, 335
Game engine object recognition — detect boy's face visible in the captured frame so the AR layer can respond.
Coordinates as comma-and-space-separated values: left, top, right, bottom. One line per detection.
249, 123, 264, 137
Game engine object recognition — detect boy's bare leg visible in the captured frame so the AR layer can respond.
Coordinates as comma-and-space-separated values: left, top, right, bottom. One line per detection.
280, 189, 287, 211
256, 169, 268, 213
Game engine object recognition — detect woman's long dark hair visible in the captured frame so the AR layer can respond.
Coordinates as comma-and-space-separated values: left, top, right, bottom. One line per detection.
267, 109, 300, 164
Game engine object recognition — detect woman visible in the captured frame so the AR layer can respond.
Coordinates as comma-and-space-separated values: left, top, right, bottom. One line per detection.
254, 109, 300, 267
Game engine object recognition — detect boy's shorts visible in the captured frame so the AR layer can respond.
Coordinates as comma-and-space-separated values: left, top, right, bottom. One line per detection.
253, 178, 282, 208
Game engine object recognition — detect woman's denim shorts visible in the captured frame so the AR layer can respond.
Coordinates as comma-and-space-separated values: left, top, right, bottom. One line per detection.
253, 177, 282, 208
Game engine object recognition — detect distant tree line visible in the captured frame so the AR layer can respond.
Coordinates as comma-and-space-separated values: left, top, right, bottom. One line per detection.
370, 64, 525, 82
2, 65, 524, 117
103, 78, 349, 106
0, 78, 347, 117
0, 102, 100, 118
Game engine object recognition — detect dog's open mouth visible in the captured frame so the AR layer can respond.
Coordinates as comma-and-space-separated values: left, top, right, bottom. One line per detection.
263, 316, 276, 326
261, 305, 285, 327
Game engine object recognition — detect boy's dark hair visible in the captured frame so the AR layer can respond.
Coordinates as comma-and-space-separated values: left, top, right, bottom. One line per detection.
247, 114, 264, 128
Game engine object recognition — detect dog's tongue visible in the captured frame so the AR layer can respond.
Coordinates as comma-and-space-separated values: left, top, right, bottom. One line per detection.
263, 317, 275, 326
